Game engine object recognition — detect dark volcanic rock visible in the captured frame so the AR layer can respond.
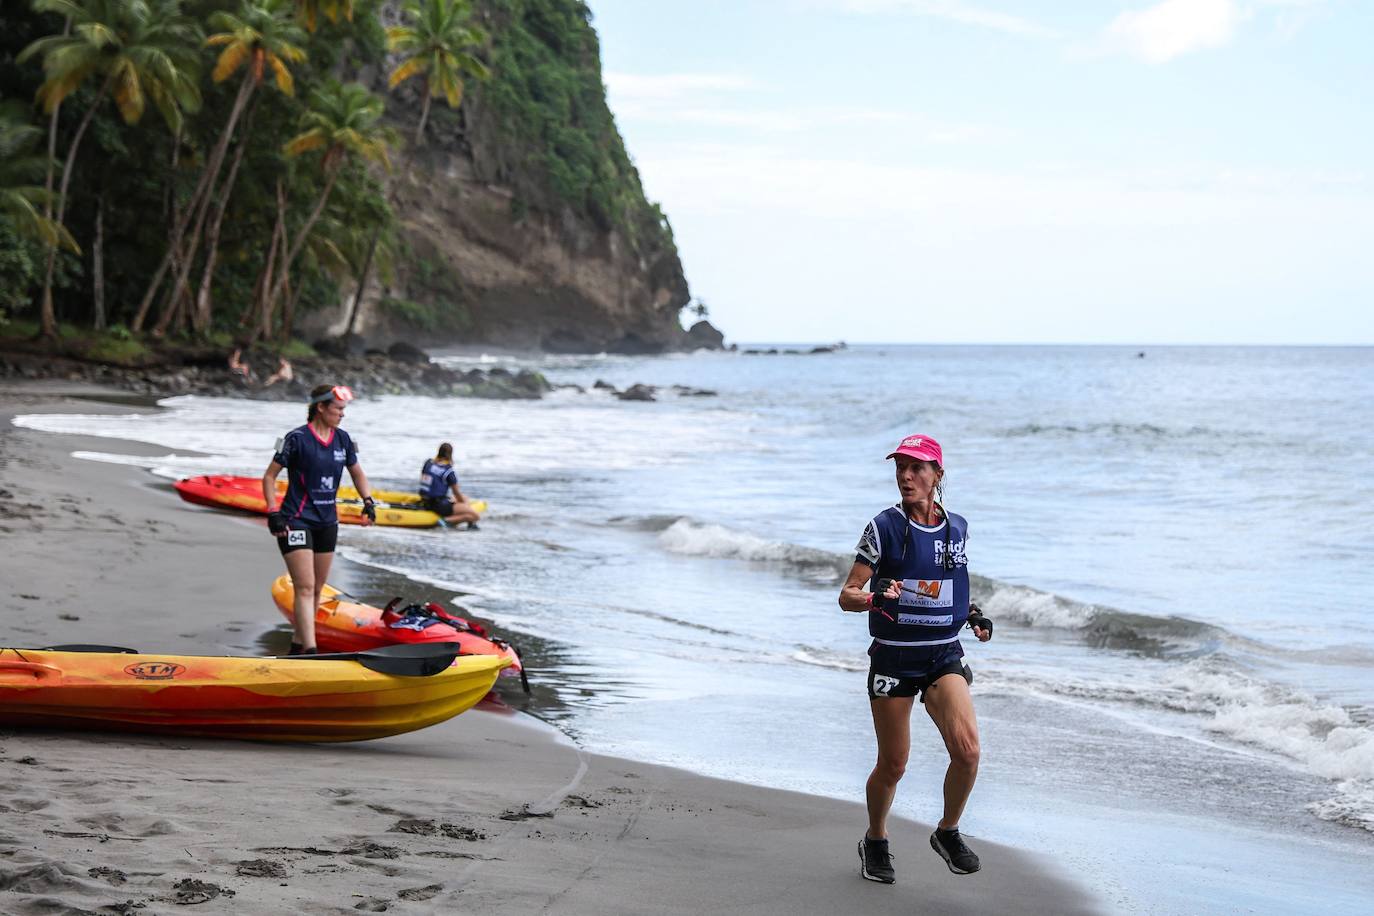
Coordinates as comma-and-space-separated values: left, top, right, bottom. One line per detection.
387, 341, 431, 364
616, 383, 656, 402
686, 320, 726, 350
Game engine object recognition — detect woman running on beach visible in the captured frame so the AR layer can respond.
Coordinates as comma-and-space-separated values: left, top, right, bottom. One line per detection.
419, 442, 480, 529
838, 434, 993, 884
263, 384, 375, 654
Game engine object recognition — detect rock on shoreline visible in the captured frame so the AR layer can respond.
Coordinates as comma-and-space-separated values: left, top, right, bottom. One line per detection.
0, 350, 552, 402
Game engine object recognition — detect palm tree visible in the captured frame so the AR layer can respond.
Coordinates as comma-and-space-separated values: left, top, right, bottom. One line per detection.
132, 0, 306, 333
19, 0, 202, 338
386, 0, 489, 145
295, 0, 352, 33
263, 80, 396, 319
0, 102, 78, 253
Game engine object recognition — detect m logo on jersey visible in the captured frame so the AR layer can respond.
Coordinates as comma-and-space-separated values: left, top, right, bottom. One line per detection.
319, 475, 334, 490
898, 579, 954, 608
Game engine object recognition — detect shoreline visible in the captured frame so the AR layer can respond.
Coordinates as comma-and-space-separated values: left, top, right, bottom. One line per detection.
1, 381, 1100, 914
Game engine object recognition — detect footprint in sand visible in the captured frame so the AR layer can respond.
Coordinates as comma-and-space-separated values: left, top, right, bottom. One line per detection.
341, 841, 403, 860
235, 858, 288, 879
88, 866, 128, 885
398, 884, 444, 902
353, 897, 390, 912
171, 877, 235, 905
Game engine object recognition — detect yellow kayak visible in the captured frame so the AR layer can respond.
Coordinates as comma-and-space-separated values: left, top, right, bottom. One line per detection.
0, 644, 508, 742
335, 484, 487, 516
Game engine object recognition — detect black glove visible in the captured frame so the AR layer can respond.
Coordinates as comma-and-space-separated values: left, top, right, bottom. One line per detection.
362, 497, 376, 523
873, 578, 897, 599
268, 511, 287, 536
967, 605, 993, 638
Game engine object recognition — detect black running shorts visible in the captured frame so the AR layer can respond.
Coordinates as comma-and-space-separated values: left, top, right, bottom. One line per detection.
422, 496, 455, 517
867, 657, 972, 702
277, 523, 339, 556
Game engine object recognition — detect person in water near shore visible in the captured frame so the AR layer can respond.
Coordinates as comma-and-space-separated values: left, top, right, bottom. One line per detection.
419, 442, 480, 529
263, 384, 375, 654
839, 434, 994, 884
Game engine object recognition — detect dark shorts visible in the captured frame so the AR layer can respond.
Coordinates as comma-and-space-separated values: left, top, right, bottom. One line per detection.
277, 524, 339, 556
867, 655, 972, 702
422, 496, 454, 517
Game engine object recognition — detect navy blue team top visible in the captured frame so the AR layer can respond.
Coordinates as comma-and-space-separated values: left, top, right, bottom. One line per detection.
419, 458, 458, 500
273, 424, 357, 528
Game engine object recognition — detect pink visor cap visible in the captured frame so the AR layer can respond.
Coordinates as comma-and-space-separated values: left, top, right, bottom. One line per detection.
886, 434, 943, 466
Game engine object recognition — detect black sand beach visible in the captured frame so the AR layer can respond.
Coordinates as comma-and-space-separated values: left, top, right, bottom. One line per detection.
0, 382, 1101, 914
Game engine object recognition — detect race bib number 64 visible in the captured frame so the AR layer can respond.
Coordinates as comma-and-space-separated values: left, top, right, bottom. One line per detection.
287, 530, 307, 547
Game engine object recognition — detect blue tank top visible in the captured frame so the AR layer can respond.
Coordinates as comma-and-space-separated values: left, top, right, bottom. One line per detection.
419, 458, 457, 500
273, 425, 357, 527
854, 505, 971, 672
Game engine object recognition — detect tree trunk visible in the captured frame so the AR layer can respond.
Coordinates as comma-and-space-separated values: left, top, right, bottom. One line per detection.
415, 82, 432, 146
132, 72, 256, 332
281, 272, 300, 342
92, 195, 105, 329
263, 167, 339, 326
345, 225, 381, 337
253, 181, 289, 342
192, 97, 260, 333
34, 17, 70, 338
37, 80, 110, 340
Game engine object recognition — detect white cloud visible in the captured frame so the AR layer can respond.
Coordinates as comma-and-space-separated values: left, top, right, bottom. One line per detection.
835, 0, 1060, 38
1105, 0, 1244, 63
605, 70, 1002, 143
603, 72, 761, 104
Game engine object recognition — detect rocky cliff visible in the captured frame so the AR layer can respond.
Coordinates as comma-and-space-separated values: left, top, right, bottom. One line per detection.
325, 0, 706, 353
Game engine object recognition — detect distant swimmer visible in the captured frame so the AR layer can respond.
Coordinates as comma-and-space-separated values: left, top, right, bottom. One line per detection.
839, 434, 994, 884
419, 442, 480, 529
263, 384, 376, 654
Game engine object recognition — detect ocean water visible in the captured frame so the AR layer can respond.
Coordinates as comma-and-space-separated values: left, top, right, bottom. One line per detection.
15, 345, 1374, 913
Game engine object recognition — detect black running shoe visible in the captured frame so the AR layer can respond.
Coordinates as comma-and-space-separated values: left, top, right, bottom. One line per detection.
930, 828, 980, 874
858, 836, 895, 884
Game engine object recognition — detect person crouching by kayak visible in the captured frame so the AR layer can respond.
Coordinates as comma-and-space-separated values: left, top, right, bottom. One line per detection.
419, 442, 480, 530
838, 434, 993, 885
263, 384, 375, 654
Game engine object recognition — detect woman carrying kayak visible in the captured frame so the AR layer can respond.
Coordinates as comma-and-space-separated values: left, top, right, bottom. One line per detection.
838, 434, 994, 884
263, 384, 375, 654
419, 442, 480, 529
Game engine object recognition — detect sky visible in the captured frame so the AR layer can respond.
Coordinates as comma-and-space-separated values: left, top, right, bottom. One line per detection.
588, 0, 1373, 344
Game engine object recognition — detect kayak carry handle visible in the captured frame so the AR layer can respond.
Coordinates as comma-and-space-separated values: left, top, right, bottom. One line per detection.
0, 660, 62, 682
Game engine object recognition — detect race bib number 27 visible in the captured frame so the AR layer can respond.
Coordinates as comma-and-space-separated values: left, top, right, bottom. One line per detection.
871, 674, 900, 696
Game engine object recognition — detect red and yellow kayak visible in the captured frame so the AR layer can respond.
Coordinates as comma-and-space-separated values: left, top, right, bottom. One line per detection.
173, 475, 441, 528
271, 576, 523, 684
0, 645, 508, 742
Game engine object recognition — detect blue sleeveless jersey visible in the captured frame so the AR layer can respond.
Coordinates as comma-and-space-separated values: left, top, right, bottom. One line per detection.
854, 505, 971, 676
273, 425, 357, 528
419, 458, 458, 500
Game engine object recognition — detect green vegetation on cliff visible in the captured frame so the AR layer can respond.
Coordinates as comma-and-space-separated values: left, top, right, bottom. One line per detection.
0, 0, 679, 345
480, 0, 673, 252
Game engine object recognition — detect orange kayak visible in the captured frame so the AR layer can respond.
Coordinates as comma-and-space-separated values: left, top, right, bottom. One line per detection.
271, 576, 525, 688
0, 644, 508, 742
173, 475, 440, 528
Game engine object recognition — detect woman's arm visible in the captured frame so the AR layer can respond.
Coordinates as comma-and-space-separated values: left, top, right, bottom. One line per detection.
347, 463, 373, 502
449, 481, 468, 505
262, 460, 284, 509
839, 561, 901, 612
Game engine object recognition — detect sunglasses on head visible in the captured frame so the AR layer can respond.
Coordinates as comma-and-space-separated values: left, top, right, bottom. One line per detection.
309, 385, 355, 406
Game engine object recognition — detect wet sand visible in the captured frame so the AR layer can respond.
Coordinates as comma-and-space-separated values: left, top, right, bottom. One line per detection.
0, 382, 1102, 914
